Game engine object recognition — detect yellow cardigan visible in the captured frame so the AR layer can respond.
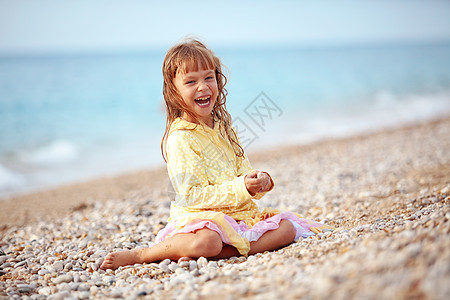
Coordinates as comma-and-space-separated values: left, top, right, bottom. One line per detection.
166, 118, 273, 224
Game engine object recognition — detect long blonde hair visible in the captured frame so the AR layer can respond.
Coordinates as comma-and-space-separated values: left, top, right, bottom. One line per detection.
161, 38, 244, 161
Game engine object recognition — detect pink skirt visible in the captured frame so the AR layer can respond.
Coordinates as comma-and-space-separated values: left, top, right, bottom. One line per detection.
154, 211, 333, 255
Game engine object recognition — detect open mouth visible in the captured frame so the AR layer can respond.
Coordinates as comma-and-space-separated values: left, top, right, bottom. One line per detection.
195, 96, 211, 107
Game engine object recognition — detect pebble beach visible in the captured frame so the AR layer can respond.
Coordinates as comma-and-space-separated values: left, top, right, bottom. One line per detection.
0, 117, 449, 299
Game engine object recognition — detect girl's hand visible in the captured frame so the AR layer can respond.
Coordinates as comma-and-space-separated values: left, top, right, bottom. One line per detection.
257, 171, 272, 193
245, 170, 273, 196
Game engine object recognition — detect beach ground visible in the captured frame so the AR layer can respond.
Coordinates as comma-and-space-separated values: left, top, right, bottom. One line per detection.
0, 117, 449, 299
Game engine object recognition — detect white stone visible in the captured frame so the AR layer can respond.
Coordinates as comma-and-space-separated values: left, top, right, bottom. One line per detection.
78, 291, 90, 299
169, 262, 180, 272
38, 286, 52, 296
57, 282, 71, 291
247, 256, 257, 263
78, 283, 90, 292
159, 263, 170, 273
197, 257, 208, 268
179, 260, 189, 268
47, 291, 70, 300
38, 269, 50, 276
52, 261, 64, 272
52, 274, 73, 285
189, 260, 197, 271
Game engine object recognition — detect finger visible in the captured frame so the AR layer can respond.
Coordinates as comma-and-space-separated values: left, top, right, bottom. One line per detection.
246, 177, 259, 185
260, 178, 270, 192
260, 183, 268, 193
246, 170, 259, 179
258, 175, 269, 188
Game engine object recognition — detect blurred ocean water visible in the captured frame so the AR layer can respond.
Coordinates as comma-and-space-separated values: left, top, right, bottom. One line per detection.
0, 43, 449, 197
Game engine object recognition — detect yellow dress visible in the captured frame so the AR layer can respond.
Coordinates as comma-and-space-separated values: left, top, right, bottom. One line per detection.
159, 118, 334, 256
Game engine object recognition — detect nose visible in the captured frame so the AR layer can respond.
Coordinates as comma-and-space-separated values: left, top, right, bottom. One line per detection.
198, 80, 209, 92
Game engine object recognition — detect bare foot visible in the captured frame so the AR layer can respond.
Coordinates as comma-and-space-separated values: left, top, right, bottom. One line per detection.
177, 256, 193, 264
100, 249, 143, 270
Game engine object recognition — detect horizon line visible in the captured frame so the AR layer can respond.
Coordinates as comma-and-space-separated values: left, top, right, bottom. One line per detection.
1, 38, 450, 58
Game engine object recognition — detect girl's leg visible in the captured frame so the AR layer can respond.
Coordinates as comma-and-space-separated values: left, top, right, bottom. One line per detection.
248, 219, 296, 255
214, 219, 296, 259
101, 220, 296, 269
100, 228, 223, 270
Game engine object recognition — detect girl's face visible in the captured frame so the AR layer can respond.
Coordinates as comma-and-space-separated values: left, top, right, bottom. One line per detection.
173, 67, 218, 128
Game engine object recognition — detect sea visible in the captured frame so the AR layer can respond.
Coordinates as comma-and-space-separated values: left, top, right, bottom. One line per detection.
1, 42, 449, 197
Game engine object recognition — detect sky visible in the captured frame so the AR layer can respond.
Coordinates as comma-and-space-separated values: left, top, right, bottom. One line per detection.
1, 0, 450, 54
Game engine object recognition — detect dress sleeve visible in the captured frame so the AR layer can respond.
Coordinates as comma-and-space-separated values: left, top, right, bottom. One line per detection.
235, 150, 252, 177
166, 131, 253, 210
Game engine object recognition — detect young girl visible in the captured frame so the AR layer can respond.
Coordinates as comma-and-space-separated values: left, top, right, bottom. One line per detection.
100, 39, 333, 270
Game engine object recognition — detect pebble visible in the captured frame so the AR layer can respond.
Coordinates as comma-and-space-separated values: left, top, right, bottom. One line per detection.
159, 262, 170, 273
38, 269, 50, 276
17, 283, 33, 293
38, 287, 52, 295
197, 257, 208, 269
48, 291, 70, 300
168, 262, 180, 272
189, 260, 198, 271
90, 285, 99, 295
52, 274, 73, 285
78, 291, 90, 299
88, 262, 98, 271
64, 263, 73, 271
14, 261, 27, 268
247, 255, 257, 263
103, 275, 115, 285
79, 283, 90, 291
79, 240, 88, 249
0, 256, 9, 264
57, 282, 71, 292
52, 261, 64, 272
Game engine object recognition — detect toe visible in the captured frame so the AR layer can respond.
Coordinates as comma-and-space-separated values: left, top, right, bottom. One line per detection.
100, 255, 114, 270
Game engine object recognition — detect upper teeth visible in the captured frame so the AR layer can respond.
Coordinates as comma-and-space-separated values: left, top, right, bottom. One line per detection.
196, 96, 209, 101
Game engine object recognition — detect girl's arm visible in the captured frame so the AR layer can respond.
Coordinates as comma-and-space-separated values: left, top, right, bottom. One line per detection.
167, 131, 252, 210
